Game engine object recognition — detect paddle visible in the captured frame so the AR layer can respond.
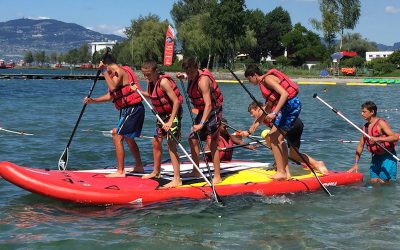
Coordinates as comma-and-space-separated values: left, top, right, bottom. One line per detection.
0, 127, 33, 136
228, 68, 332, 196
136, 89, 222, 203
57, 48, 111, 170
177, 79, 222, 202
244, 134, 359, 143
313, 93, 400, 162
222, 121, 302, 165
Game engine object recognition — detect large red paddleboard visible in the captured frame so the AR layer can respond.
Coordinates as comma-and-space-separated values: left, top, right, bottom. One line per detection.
0, 161, 363, 205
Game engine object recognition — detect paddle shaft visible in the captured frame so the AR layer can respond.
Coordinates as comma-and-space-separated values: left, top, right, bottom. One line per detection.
229, 68, 332, 196
314, 93, 400, 162
178, 79, 216, 182
136, 89, 221, 202
0, 127, 33, 135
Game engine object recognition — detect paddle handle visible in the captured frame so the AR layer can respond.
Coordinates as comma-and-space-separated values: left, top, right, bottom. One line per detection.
314, 94, 400, 162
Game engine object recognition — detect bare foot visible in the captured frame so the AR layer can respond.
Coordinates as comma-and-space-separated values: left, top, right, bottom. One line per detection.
105, 172, 126, 178
315, 161, 329, 175
142, 172, 160, 179
161, 179, 182, 188
181, 171, 201, 178
268, 172, 287, 180
212, 176, 222, 185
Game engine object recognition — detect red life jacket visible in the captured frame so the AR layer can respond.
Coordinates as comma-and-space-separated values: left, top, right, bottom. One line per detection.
187, 69, 223, 111
149, 73, 183, 114
259, 69, 299, 108
109, 66, 142, 110
206, 135, 233, 162
363, 118, 396, 155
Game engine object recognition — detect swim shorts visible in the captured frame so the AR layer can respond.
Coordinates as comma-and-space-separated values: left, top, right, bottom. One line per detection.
273, 96, 301, 132
189, 109, 221, 141
154, 109, 182, 141
116, 102, 145, 139
370, 152, 398, 181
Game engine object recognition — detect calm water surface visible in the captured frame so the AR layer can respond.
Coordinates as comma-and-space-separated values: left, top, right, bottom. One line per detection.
1, 75, 400, 249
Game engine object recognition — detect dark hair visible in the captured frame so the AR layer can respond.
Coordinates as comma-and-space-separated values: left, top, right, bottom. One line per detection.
141, 60, 158, 72
248, 101, 263, 112
182, 57, 198, 70
102, 53, 116, 65
361, 101, 377, 116
244, 64, 263, 77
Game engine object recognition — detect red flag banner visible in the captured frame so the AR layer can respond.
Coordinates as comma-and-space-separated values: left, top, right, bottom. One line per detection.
163, 25, 175, 66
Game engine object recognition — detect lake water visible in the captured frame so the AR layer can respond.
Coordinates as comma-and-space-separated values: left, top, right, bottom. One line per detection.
1, 75, 400, 249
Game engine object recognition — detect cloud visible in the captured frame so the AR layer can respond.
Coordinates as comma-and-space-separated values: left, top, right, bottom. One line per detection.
385, 6, 400, 14
91, 24, 127, 37
28, 16, 51, 20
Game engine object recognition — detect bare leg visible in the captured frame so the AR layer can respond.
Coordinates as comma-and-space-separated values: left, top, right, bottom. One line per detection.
182, 137, 201, 177
143, 137, 162, 179
162, 140, 182, 188
125, 137, 144, 173
209, 136, 222, 184
289, 148, 328, 175
268, 127, 289, 180
107, 132, 126, 177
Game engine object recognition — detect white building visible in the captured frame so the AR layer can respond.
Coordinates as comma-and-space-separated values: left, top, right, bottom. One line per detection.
89, 40, 118, 55
366, 51, 394, 61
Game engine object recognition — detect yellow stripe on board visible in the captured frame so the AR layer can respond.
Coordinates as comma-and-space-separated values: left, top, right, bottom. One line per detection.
216, 80, 240, 84
297, 82, 337, 85
180, 167, 322, 187
346, 82, 387, 86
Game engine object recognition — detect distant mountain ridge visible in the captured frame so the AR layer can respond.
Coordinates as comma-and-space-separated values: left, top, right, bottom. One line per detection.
0, 18, 124, 58
377, 42, 400, 51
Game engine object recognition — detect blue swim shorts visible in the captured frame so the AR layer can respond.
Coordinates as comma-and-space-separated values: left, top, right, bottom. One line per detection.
370, 152, 398, 181
116, 102, 145, 139
273, 96, 302, 132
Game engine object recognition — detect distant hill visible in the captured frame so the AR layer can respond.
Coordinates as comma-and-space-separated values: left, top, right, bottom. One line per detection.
377, 42, 400, 51
0, 18, 124, 58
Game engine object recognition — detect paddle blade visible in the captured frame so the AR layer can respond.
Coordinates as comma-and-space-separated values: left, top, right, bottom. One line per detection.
58, 147, 69, 170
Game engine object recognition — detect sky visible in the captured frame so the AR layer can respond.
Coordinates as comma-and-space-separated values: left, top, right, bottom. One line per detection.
1, 0, 400, 46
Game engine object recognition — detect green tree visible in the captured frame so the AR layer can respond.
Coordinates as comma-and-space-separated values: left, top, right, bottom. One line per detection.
262, 7, 292, 58
50, 52, 58, 63
122, 14, 169, 66
24, 51, 34, 64
339, 33, 378, 59
282, 23, 327, 66
243, 9, 267, 62
205, 0, 247, 64
171, 0, 216, 28
387, 50, 400, 66
177, 13, 212, 65
311, 0, 361, 51
34, 51, 47, 65
78, 43, 91, 63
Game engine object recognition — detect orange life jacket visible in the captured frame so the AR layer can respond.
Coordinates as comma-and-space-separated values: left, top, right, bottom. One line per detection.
109, 66, 142, 110
187, 69, 223, 111
363, 118, 396, 155
259, 69, 298, 108
149, 73, 183, 114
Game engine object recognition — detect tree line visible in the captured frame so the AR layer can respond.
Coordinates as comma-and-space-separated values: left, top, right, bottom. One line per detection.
23, 0, 400, 75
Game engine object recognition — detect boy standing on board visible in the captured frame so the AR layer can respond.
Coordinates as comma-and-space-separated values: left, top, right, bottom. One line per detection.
84, 54, 145, 177
241, 64, 301, 180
